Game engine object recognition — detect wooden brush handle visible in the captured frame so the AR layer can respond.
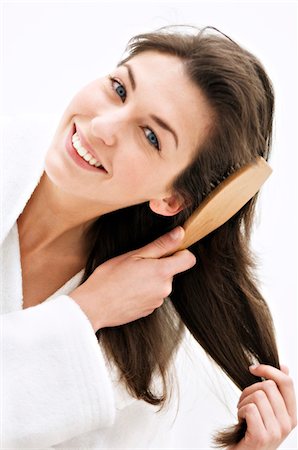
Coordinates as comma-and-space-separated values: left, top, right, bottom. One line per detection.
176, 157, 272, 251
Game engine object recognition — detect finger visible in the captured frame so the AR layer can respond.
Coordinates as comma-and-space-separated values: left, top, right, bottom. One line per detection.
134, 227, 185, 259
238, 380, 288, 418
249, 364, 297, 424
238, 391, 279, 436
238, 403, 267, 444
159, 250, 196, 278
238, 385, 291, 436
238, 381, 263, 406
280, 364, 290, 376
238, 379, 287, 412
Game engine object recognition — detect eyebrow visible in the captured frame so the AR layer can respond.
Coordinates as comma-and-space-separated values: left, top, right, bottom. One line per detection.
122, 63, 179, 148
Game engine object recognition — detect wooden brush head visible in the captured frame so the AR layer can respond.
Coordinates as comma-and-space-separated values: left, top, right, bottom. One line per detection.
177, 156, 272, 251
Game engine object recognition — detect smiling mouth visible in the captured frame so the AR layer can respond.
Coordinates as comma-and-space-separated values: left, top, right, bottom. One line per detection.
72, 126, 108, 172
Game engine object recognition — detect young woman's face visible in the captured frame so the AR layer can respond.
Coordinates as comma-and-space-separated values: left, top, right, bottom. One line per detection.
45, 50, 213, 216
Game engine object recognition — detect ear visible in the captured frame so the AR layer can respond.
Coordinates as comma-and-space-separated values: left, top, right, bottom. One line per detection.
149, 194, 185, 217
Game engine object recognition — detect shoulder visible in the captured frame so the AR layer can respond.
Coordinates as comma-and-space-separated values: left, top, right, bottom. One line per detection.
0, 113, 60, 244
1, 113, 59, 157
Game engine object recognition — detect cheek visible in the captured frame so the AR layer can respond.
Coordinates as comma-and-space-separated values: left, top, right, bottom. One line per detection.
70, 93, 96, 114
112, 152, 155, 195
114, 156, 173, 198
65, 82, 106, 115
116, 159, 147, 190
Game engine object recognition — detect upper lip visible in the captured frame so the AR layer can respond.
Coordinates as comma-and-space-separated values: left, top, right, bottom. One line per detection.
74, 123, 107, 172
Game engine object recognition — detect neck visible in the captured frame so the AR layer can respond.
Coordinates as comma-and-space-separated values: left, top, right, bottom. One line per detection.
17, 171, 113, 255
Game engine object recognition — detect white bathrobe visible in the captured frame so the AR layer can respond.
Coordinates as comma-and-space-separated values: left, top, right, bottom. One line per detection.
0, 114, 184, 449
1, 114, 239, 449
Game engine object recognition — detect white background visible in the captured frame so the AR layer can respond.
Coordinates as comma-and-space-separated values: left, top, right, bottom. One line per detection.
1, 1, 297, 448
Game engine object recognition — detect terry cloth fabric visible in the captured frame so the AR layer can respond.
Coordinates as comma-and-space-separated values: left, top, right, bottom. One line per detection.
0, 114, 180, 448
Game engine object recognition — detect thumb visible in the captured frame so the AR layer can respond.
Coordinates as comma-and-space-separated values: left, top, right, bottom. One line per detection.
134, 226, 185, 259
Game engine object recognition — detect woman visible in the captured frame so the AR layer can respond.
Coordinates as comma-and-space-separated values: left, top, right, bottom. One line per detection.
1, 25, 296, 448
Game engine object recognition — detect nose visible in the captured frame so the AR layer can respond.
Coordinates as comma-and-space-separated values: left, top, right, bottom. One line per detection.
90, 113, 124, 147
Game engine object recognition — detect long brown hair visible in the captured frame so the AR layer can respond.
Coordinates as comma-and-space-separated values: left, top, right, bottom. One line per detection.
81, 25, 279, 447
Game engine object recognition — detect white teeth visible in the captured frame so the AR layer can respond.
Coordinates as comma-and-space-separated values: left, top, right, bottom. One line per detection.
77, 147, 87, 157
83, 153, 92, 162
71, 131, 104, 170
72, 133, 87, 156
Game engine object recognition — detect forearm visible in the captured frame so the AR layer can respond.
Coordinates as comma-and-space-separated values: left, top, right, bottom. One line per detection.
1, 295, 115, 447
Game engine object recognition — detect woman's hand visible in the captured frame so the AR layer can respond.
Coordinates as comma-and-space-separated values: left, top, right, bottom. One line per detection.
229, 364, 297, 450
69, 226, 196, 331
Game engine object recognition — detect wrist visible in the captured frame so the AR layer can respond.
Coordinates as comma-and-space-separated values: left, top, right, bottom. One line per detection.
69, 290, 103, 332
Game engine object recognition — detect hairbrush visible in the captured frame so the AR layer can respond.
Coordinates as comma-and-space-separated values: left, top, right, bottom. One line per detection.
176, 156, 272, 251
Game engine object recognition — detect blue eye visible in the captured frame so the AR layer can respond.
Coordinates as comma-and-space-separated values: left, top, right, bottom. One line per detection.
109, 75, 161, 151
144, 127, 160, 151
109, 76, 126, 102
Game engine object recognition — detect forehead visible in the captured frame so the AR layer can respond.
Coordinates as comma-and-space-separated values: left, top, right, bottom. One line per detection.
119, 51, 214, 154
123, 51, 187, 84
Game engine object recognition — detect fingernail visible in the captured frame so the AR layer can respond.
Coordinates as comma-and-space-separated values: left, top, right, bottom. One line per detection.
249, 364, 259, 370
170, 226, 183, 240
